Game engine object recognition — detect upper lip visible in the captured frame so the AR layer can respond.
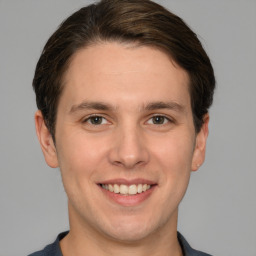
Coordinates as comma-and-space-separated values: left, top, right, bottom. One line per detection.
98, 178, 157, 186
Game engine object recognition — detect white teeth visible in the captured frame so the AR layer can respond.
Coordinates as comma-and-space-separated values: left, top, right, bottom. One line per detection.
128, 185, 137, 195
101, 183, 152, 195
120, 184, 129, 195
114, 184, 120, 193
109, 184, 114, 192
137, 184, 143, 193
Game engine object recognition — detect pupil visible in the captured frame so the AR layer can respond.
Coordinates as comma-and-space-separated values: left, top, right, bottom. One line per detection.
153, 116, 164, 124
91, 116, 102, 124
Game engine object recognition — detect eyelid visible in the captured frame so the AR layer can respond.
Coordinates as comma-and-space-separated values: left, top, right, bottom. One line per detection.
82, 114, 110, 124
146, 114, 174, 125
81, 113, 174, 126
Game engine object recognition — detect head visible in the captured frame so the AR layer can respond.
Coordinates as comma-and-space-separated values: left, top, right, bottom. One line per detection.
33, 0, 215, 140
33, 0, 215, 246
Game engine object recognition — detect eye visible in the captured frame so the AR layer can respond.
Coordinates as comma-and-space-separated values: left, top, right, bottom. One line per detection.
84, 115, 108, 125
147, 115, 171, 125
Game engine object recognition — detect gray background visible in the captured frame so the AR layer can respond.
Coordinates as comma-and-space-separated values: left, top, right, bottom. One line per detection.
0, 0, 255, 255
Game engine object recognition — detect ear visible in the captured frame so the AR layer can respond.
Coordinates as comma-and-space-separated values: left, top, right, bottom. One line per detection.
191, 114, 209, 172
35, 110, 59, 168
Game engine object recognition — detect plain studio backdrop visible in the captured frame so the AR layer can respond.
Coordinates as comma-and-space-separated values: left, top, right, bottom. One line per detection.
0, 0, 255, 255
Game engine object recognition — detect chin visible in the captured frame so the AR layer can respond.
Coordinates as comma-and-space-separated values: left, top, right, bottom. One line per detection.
107, 226, 152, 243
98, 214, 162, 243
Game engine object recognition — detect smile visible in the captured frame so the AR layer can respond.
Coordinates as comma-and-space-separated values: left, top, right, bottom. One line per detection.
100, 184, 151, 195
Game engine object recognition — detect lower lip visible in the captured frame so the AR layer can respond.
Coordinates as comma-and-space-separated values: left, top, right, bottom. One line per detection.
99, 185, 156, 207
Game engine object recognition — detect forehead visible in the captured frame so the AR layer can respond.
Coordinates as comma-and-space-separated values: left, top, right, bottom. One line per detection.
61, 42, 191, 110
65, 42, 188, 80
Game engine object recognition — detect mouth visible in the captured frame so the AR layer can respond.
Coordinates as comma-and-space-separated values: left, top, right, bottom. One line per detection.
100, 183, 152, 195
98, 180, 157, 206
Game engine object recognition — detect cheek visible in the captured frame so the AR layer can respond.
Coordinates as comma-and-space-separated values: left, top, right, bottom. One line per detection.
151, 132, 194, 193
55, 131, 107, 195
57, 129, 108, 169
55, 133, 107, 208
153, 132, 194, 170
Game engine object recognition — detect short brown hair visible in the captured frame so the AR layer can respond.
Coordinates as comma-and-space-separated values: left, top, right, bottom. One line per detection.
33, 0, 215, 138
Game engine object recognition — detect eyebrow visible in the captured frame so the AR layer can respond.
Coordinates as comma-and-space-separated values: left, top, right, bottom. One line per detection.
69, 100, 185, 113
143, 101, 185, 113
69, 101, 115, 113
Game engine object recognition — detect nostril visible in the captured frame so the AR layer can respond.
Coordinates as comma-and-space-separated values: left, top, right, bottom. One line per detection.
113, 160, 123, 167
113, 160, 147, 170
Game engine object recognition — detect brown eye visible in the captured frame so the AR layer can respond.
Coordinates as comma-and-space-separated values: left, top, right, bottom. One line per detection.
86, 116, 107, 125
90, 116, 102, 125
151, 116, 167, 125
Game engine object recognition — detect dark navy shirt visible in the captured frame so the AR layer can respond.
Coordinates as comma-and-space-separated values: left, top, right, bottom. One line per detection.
28, 231, 212, 256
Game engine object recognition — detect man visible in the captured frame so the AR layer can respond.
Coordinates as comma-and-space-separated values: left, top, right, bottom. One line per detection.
29, 0, 215, 255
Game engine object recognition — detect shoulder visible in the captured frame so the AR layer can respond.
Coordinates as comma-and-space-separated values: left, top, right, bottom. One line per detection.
28, 243, 55, 256
27, 232, 68, 256
178, 232, 213, 256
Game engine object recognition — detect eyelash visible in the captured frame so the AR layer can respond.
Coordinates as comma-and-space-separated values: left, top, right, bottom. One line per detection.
82, 114, 173, 126
82, 115, 109, 125
148, 115, 174, 125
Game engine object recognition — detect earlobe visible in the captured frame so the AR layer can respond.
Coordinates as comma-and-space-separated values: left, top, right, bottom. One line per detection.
191, 114, 209, 172
35, 110, 59, 168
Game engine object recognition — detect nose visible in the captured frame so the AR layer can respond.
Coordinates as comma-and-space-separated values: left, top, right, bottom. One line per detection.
108, 125, 150, 169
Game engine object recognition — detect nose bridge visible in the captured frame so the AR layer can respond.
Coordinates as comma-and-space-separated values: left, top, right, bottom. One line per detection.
110, 121, 149, 169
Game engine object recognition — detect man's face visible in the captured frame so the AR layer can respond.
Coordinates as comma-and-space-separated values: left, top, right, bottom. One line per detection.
36, 42, 208, 242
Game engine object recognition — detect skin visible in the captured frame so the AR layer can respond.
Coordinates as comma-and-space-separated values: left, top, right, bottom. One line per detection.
35, 42, 209, 256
